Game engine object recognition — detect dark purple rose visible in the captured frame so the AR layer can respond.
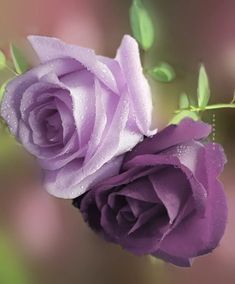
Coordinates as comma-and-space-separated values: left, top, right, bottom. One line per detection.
73, 118, 228, 267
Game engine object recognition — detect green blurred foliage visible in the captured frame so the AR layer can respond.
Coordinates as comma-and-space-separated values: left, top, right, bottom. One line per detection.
130, 0, 155, 50
0, 233, 32, 284
10, 44, 29, 74
0, 51, 6, 71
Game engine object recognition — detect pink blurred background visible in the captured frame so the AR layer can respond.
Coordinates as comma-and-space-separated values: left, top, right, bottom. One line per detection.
0, 1, 235, 283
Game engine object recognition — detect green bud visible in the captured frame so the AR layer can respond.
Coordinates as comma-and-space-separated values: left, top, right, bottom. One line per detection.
197, 64, 210, 108
179, 93, 189, 109
148, 62, 176, 83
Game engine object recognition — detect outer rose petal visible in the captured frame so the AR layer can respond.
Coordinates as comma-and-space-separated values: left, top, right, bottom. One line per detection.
28, 35, 118, 93
158, 175, 227, 258
204, 143, 227, 179
44, 156, 124, 199
153, 250, 193, 267
124, 118, 211, 163
1, 58, 79, 135
123, 154, 207, 214
116, 35, 156, 136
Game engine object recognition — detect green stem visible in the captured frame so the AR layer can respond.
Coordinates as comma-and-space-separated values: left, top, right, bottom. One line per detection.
175, 103, 235, 113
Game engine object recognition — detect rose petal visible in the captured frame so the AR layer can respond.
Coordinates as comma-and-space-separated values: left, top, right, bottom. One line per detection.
116, 205, 135, 228
28, 35, 118, 93
204, 143, 227, 178
98, 56, 125, 92
84, 79, 114, 161
79, 89, 130, 181
116, 35, 156, 136
116, 177, 158, 203
1, 58, 79, 135
54, 98, 75, 143
100, 204, 121, 239
158, 178, 227, 258
124, 118, 211, 163
125, 154, 207, 215
62, 69, 95, 148
149, 167, 191, 223
117, 214, 169, 255
128, 205, 163, 235
44, 155, 124, 198
152, 251, 193, 267
126, 198, 155, 218
39, 134, 84, 170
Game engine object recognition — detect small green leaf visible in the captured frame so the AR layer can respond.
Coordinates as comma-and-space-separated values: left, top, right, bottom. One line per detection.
179, 93, 189, 109
0, 50, 6, 70
10, 44, 29, 74
130, 0, 155, 50
197, 64, 210, 108
169, 110, 199, 125
148, 62, 176, 83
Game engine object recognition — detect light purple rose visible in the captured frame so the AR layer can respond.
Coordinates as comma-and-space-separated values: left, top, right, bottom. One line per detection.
1, 35, 156, 198
74, 119, 227, 267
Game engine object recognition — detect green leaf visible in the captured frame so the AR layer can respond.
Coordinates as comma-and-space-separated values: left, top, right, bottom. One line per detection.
197, 64, 210, 108
0, 233, 32, 284
130, 0, 155, 50
148, 62, 176, 83
179, 93, 189, 109
169, 110, 199, 125
0, 50, 6, 70
10, 44, 29, 74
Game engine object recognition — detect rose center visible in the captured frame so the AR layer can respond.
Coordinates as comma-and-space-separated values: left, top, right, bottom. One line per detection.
44, 110, 63, 144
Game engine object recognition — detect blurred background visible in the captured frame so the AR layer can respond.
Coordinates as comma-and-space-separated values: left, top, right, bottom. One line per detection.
0, 0, 235, 283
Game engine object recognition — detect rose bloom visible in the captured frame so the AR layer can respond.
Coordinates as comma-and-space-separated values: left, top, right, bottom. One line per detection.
1, 35, 156, 198
74, 119, 228, 267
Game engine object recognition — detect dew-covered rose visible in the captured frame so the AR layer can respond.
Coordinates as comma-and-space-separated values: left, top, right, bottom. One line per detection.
74, 119, 227, 267
1, 35, 156, 198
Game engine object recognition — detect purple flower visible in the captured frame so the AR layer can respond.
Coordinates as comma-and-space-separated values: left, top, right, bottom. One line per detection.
74, 119, 227, 267
1, 35, 156, 198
